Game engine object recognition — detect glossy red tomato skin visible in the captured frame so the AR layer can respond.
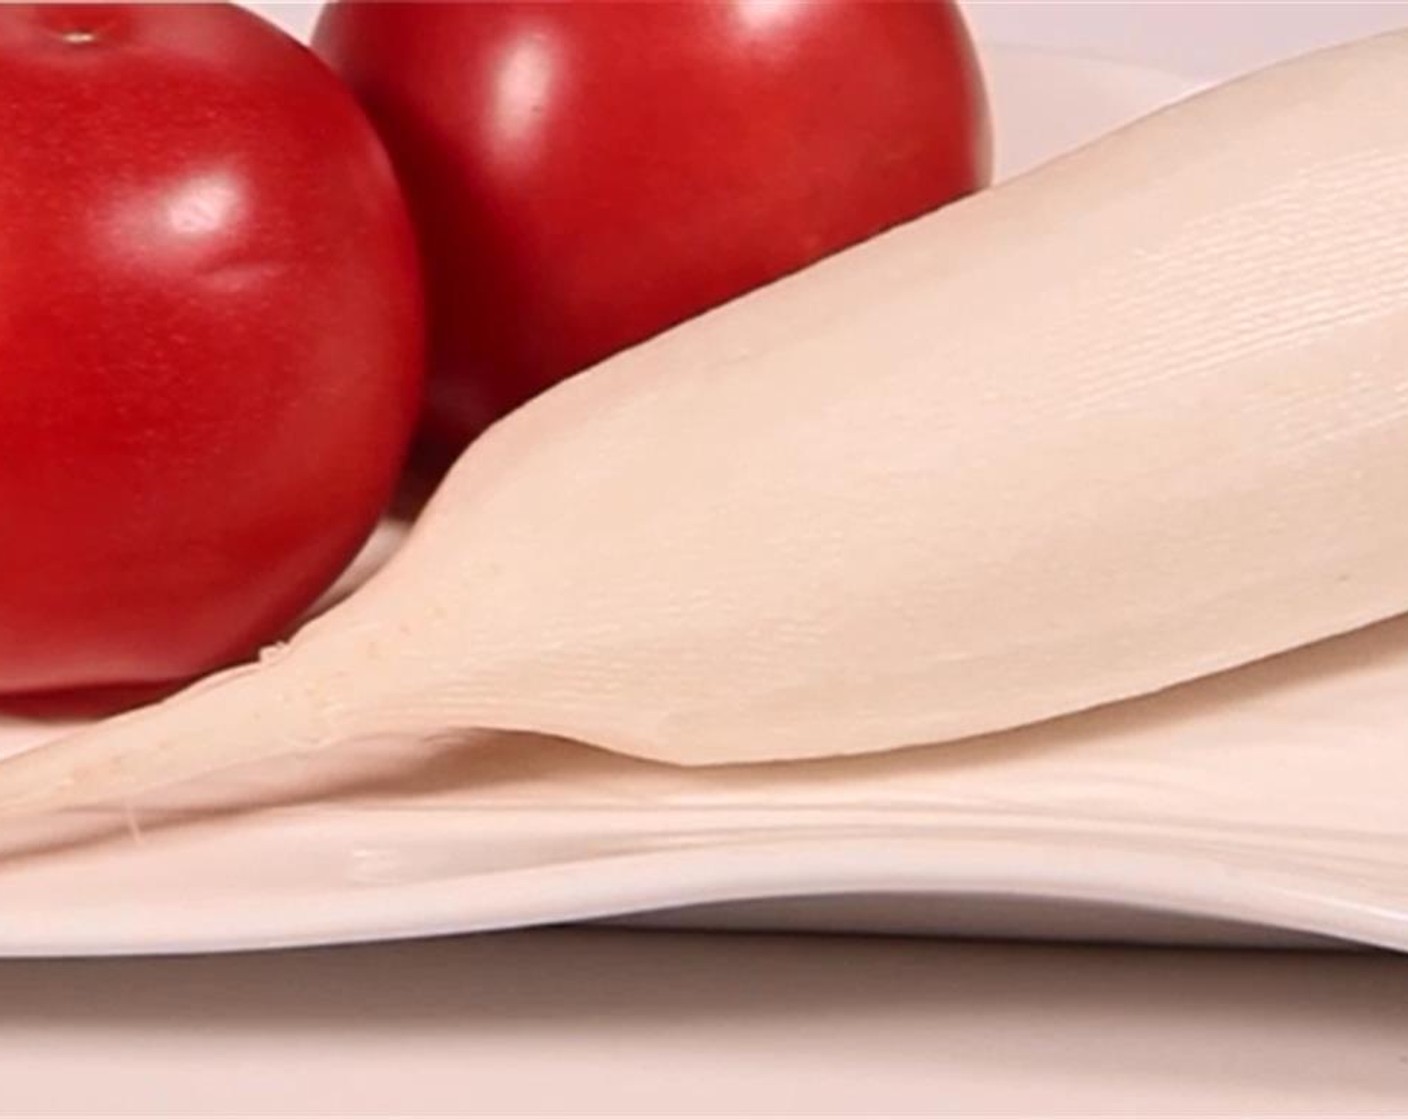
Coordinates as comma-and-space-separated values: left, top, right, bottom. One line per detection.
0, 4, 424, 697
314, 0, 989, 454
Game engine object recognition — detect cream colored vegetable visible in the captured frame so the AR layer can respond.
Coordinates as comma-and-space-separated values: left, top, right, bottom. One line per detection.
6, 31, 1408, 813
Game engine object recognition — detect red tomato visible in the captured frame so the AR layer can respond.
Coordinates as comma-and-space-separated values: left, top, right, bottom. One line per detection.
314, 0, 989, 455
0, 4, 424, 699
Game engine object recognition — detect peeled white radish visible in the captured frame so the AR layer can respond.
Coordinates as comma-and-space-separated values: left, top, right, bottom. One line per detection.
7, 30, 1408, 813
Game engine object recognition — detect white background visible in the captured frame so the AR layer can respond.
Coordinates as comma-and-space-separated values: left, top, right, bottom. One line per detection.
5, 3, 1408, 1116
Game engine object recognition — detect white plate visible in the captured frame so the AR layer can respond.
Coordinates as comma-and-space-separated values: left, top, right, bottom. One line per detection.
12, 46, 1405, 959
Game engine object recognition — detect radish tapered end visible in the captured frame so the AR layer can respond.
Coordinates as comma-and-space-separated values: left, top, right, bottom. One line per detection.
0, 661, 330, 819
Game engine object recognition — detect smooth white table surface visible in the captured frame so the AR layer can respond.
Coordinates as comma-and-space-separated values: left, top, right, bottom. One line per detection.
2, 929, 1406, 1117
8, 5, 1408, 1117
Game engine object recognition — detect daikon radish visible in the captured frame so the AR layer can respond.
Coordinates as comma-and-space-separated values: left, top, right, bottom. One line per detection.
6, 30, 1408, 814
